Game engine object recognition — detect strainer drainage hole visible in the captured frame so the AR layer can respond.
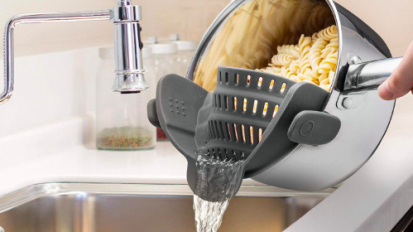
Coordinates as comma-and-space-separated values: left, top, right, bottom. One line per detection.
253, 100, 258, 114
269, 80, 275, 90
281, 83, 287, 94
233, 97, 238, 111
273, 105, 279, 118
241, 125, 246, 143
225, 96, 229, 109
258, 77, 263, 88
250, 126, 254, 145
234, 123, 239, 141
263, 102, 269, 116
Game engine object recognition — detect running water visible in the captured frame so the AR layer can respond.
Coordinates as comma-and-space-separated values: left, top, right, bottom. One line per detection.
193, 151, 245, 232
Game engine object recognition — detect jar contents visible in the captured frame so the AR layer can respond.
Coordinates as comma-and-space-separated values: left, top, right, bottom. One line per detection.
97, 127, 154, 150
157, 128, 168, 141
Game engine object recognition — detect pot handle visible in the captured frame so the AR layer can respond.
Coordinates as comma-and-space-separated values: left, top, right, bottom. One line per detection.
344, 57, 403, 91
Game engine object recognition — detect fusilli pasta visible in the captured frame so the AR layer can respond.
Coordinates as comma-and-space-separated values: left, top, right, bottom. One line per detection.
193, 0, 337, 92
270, 54, 296, 67
258, 25, 339, 91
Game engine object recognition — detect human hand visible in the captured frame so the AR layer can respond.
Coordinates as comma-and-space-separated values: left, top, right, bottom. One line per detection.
379, 41, 413, 100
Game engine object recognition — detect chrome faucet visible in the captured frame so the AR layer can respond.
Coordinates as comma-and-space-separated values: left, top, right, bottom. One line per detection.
1, 0, 148, 104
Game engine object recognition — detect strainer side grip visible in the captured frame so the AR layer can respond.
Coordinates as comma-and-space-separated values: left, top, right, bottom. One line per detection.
152, 74, 209, 160
147, 99, 160, 128
288, 111, 341, 146
244, 82, 330, 178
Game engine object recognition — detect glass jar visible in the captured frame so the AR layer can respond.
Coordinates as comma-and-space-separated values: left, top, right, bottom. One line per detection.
158, 34, 180, 43
174, 41, 198, 77
96, 47, 156, 151
151, 43, 178, 141
168, 33, 180, 42
143, 36, 158, 45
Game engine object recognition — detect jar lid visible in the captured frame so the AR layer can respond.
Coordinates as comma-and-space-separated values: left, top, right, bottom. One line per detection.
173, 41, 198, 51
99, 47, 153, 60
169, 34, 180, 41
150, 43, 178, 54
143, 36, 158, 44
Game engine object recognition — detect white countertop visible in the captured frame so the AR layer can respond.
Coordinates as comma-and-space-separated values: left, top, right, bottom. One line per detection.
0, 116, 270, 197
0, 95, 412, 232
287, 96, 413, 232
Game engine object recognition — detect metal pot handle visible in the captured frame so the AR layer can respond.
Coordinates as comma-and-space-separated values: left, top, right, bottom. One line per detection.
344, 57, 403, 91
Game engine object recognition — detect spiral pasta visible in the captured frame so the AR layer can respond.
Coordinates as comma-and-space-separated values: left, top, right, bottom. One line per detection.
297, 35, 312, 72
321, 37, 339, 58
258, 66, 282, 75
311, 32, 319, 43
258, 25, 339, 92
270, 54, 296, 67
318, 52, 338, 76
297, 70, 319, 85
309, 38, 328, 69
193, 0, 337, 92
281, 67, 297, 79
277, 45, 300, 58
318, 25, 338, 41
289, 60, 300, 73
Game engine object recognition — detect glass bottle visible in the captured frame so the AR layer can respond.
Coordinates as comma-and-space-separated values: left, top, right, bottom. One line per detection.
168, 33, 180, 41
174, 41, 198, 77
158, 33, 180, 43
96, 47, 156, 151
151, 43, 178, 141
143, 36, 158, 45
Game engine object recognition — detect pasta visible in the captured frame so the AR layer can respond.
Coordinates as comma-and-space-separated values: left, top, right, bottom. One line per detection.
276, 45, 300, 59
259, 25, 339, 91
298, 35, 312, 73
270, 54, 296, 67
311, 32, 319, 43
309, 38, 328, 70
318, 25, 338, 41
321, 37, 339, 58
193, 0, 337, 92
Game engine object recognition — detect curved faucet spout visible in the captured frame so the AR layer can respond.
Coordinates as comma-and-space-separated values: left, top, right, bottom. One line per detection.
1, 0, 147, 104
1, 11, 111, 104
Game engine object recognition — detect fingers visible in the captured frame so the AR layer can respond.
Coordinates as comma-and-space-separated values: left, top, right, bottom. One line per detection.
379, 41, 413, 100
378, 81, 395, 99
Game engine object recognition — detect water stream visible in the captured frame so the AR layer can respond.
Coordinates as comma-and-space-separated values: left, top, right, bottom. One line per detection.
193, 152, 245, 232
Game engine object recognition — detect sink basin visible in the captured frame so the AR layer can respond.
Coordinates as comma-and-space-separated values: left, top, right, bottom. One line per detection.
0, 183, 330, 232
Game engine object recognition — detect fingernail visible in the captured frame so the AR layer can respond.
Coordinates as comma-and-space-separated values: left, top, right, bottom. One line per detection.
378, 81, 395, 100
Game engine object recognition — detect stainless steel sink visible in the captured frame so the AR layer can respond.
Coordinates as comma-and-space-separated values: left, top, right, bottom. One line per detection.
0, 183, 331, 232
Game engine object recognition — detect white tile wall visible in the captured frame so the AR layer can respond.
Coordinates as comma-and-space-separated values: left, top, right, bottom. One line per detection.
2, 0, 230, 57
0, 48, 98, 138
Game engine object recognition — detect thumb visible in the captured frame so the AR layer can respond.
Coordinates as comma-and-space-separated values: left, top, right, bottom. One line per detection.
379, 41, 413, 100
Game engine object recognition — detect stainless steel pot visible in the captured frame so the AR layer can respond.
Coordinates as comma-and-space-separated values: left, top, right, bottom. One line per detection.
187, 0, 399, 191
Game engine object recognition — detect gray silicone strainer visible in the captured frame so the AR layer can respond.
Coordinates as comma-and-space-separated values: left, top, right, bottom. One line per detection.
148, 66, 341, 198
